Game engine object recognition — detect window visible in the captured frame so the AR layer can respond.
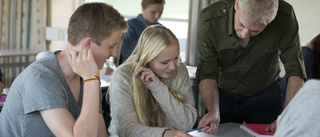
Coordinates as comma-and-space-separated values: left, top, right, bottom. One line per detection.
85, 0, 190, 62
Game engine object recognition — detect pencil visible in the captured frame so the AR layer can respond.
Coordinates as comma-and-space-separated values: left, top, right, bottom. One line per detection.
186, 127, 202, 133
106, 60, 109, 67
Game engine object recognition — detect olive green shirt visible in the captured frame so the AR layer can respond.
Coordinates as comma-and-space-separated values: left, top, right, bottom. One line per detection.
196, 0, 306, 96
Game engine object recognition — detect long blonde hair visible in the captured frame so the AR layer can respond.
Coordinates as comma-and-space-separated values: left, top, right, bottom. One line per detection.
124, 25, 184, 127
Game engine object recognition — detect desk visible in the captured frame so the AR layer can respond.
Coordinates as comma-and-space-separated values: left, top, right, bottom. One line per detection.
189, 123, 250, 137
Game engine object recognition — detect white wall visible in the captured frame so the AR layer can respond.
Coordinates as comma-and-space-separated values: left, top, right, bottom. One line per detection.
48, 0, 74, 51
48, 0, 320, 51
287, 0, 320, 46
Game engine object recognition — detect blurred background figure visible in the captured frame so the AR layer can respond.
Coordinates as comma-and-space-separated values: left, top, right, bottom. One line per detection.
304, 33, 320, 79
119, 0, 165, 65
0, 68, 3, 96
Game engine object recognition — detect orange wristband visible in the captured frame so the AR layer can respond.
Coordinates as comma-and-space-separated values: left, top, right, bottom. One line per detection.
83, 75, 101, 86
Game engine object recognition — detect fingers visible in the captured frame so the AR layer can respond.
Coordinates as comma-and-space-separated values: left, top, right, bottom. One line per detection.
198, 115, 209, 128
105, 67, 114, 75
197, 114, 219, 134
198, 116, 211, 133
69, 50, 79, 65
68, 49, 98, 79
205, 123, 218, 134
266, 121, 277, 132
134, 67, 154, 83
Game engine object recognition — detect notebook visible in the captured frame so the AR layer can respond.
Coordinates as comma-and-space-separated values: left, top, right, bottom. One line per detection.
240, 123, 274, 137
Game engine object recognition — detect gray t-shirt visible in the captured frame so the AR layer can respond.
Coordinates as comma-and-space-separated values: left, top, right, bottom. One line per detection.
274, 80, 320, 137
0, 52, 102, 137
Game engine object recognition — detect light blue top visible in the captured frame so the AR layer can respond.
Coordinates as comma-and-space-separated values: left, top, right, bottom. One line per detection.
274, 80, 320, 137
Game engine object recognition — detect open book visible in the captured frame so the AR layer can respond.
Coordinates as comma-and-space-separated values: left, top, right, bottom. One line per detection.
240, 123, 274, 137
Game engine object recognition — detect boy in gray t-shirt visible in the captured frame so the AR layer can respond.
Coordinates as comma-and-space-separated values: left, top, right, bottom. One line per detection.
0, 53, 96, 136
0, 3, 127, 137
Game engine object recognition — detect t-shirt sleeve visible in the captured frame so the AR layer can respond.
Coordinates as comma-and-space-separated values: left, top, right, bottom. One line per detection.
22, 70, 67, 114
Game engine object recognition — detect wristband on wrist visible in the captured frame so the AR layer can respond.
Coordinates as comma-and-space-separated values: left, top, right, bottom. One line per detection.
162, 129, 169, 137
83, 74, 101, 86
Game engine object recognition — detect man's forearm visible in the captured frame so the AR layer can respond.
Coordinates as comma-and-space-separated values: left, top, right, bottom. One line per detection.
199, 79, 219, 112
284, 76, 304, 108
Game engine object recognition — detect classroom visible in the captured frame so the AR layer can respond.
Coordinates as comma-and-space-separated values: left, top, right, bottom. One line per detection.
0, 0, 319, 137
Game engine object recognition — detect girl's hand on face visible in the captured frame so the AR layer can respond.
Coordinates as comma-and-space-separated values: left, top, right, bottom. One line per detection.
69, 49, 99, 79
134, 66, 158, 85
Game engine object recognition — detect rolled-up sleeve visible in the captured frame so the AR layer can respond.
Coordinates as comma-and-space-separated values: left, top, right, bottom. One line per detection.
196, 13, 220, 83
279, 7, 307, 81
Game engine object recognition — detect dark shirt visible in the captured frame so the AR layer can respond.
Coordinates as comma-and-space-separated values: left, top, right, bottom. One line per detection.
196, 0, 306, 96
302, 46, 318, 79
120, 14, 160, 64
0, 68, 3, 82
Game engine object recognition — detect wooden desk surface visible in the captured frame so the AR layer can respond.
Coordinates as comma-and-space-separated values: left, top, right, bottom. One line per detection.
189, 123, 250, 137
0, 50, 39, 58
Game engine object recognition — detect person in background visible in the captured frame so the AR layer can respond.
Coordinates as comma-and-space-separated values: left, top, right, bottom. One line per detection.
274, 79, 320, 137
0, 3, 127, 137
119, 0, 165, 65
196, 0, 306, 134
0, 68, 3, 96
304, 33, 320, 79
108, 25, 197, 137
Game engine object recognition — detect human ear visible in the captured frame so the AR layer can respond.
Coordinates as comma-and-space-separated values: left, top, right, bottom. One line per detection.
234, 0, 239, 11
83, 37, 93, 49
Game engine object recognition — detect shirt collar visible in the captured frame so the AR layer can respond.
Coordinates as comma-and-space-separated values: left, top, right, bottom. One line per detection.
137, 14, 148, 27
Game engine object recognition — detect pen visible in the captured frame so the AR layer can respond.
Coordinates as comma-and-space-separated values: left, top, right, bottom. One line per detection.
185, 127, 202, 133
144, 75, 153, 81
105, 60, 110, 67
